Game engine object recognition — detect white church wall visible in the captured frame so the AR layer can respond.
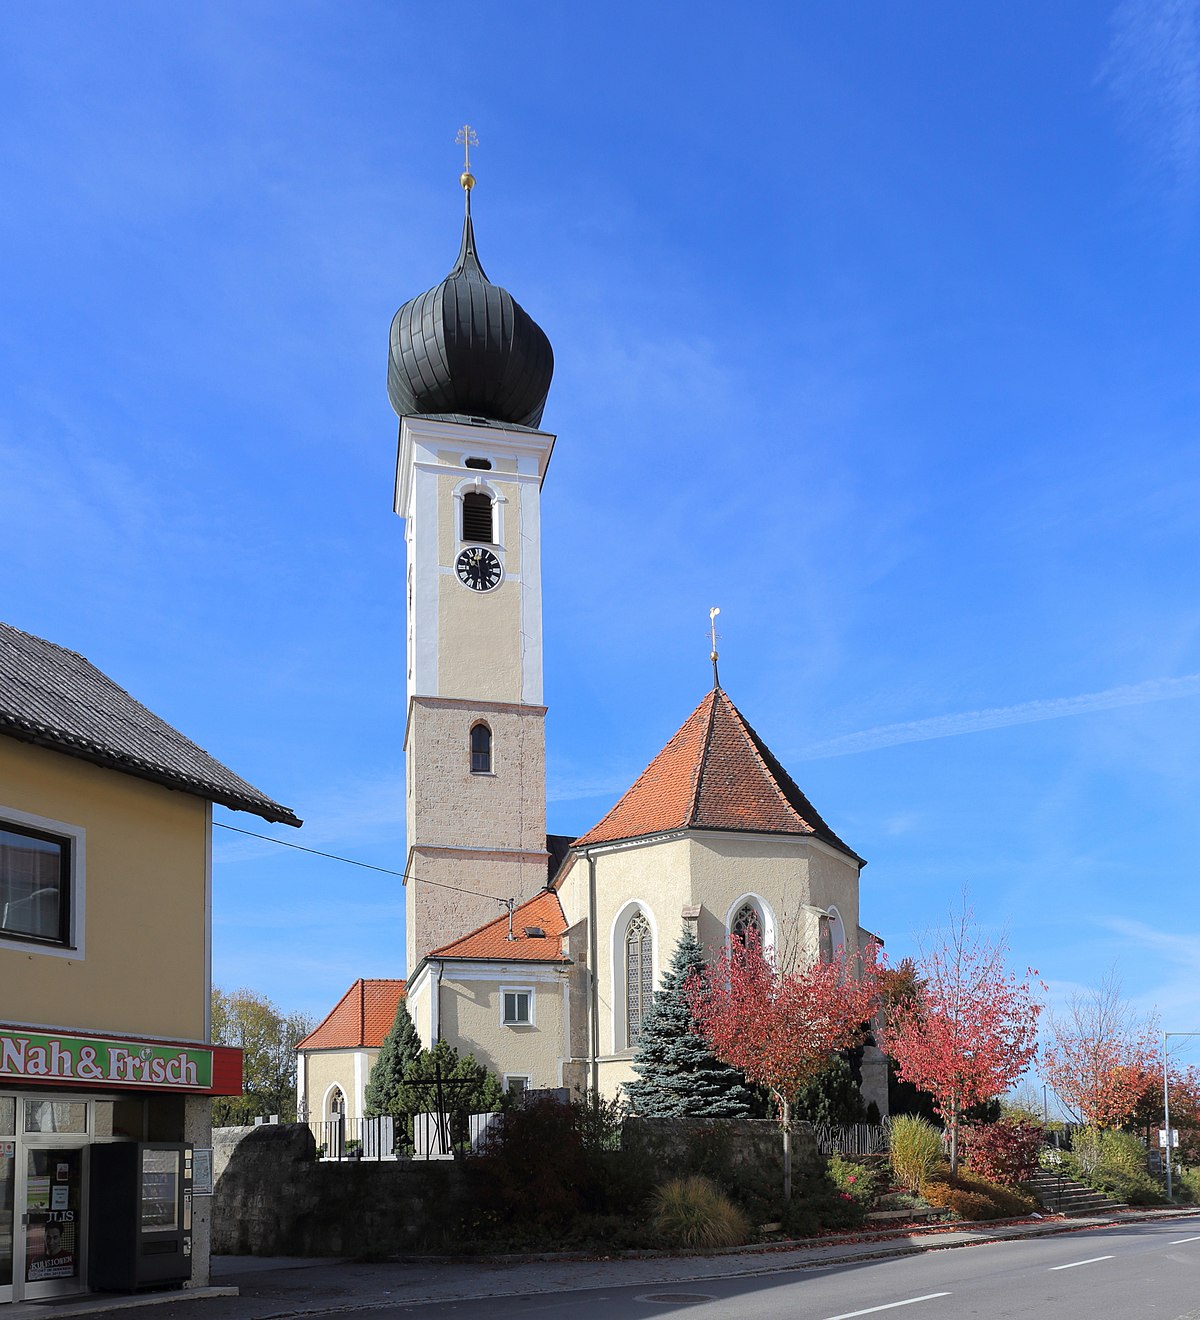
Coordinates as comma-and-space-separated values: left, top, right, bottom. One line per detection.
301, 1047, 377, 1124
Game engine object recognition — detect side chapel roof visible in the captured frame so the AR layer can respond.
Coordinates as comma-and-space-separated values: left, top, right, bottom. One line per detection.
297, 978, 407, 1051
425, 888, 569, 963
0, 620, 300, 826
572, 686, 863, 862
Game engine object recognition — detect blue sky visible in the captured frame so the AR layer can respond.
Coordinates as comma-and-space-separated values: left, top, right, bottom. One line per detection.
3, 2, 1200, 1077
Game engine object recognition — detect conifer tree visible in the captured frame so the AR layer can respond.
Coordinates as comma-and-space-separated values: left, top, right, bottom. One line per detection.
625, 927, 755, 1117
364, 995, 422, 1117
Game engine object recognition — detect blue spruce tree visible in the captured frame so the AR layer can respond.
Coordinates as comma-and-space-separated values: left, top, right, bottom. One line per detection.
625, 927, 754, 1117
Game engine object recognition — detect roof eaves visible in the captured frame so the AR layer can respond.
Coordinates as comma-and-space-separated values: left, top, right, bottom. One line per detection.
0, 715, 302, 827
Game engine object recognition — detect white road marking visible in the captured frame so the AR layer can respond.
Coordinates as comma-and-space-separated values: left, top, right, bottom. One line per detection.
824, 1294, 952, 1320
1171, 1235, 1200, 1244
1049, 1255, 1114, 1271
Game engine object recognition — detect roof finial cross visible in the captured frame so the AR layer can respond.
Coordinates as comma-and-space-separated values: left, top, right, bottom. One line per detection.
456, 124, 479, 193
709, 606, 721, 689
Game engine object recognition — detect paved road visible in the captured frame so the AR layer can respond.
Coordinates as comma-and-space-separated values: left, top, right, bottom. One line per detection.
375, 1219, 1200, 1318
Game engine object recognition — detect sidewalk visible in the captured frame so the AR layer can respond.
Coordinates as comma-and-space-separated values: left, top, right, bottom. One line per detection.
11, 1205, 1200, 1320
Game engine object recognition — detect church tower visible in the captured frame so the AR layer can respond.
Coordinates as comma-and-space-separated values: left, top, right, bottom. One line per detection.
389, 147, 555, 974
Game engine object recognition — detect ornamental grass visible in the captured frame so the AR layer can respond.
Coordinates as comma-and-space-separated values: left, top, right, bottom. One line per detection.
651, 1175, 751, 1249
889, 1114, 944, 1193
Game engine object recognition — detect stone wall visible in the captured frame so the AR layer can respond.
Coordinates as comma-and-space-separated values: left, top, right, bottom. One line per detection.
213, 1118, 827, 1257
622, 1117, 822, 1207
212, 1125, 471, 1257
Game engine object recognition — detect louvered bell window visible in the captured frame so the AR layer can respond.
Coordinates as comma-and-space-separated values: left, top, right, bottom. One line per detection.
462, 492, 493, 544
625, 911, 654, 1047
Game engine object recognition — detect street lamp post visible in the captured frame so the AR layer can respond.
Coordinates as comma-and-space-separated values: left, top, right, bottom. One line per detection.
1163, 1030, 1200, 1200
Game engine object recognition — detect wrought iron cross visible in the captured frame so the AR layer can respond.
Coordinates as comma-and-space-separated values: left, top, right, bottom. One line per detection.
456, 124, 479, 173
709, 606, 721, 687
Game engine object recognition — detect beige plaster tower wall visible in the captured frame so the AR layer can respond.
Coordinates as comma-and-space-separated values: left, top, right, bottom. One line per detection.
395, 415, 555, 968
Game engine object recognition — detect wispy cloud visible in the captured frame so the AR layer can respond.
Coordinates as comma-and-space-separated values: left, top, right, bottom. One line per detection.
1102, 0, 1200, 206
794, 673, 1200, 761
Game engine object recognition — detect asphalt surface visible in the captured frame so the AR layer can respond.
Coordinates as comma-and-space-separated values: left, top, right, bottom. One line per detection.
11, 1209, 1200, 1320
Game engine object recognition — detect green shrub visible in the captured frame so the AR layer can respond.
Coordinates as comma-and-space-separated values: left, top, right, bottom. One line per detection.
1064, 1128, 1165, 1206
828, 1154, 880, 1208
651, 1175, 751, 1249
890, 1115, 944, 1192
1173, 1166, 1200, 1203
779, 1164, 868, 1236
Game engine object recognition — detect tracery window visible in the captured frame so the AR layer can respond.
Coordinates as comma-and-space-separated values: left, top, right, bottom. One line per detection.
731, 902, 761, 945
327, 1087, 346, 1121
625, 911, 654, 1047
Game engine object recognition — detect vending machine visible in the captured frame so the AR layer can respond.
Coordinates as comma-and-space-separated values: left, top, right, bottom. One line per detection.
87, 1143, 192, 1291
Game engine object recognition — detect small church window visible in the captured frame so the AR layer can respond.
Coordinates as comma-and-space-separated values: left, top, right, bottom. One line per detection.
470, 723, 492, 774
625, 911, 654, 1047
462, 491, 494, 543
732, 902, 761, 945
328, 1087, 345, 1121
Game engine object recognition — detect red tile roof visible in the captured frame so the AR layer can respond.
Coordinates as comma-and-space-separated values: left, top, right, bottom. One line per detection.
573, 686, 862, 861
426, 889, 569, 963
297, 978, 407, 1050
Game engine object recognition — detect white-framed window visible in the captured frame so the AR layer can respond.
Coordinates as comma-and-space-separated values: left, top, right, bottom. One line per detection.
624, 911, 654, 1047
0, 807, 85, 957
504, 1074, 531, 1098
501, 987, 534, 1027
724, 894, 776, 956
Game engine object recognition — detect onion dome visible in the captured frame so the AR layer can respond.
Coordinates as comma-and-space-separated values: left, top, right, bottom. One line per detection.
387, 184, 554, 429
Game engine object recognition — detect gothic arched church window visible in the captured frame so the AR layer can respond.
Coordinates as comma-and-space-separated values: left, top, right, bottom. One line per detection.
625, 911, 654, 1047
470, 723, 492, 774
462, 491, 494, 544
731, 902, 761, 945
328, 1087, 346, 1121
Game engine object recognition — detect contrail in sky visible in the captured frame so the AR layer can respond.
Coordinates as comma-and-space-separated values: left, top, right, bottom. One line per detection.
794, 673, 1200, 761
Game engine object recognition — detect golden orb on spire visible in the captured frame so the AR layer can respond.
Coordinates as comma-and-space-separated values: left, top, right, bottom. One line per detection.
460, 170, 476, 191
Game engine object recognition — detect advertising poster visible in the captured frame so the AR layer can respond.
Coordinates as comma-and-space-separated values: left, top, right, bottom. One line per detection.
25, 1214, 77, 1282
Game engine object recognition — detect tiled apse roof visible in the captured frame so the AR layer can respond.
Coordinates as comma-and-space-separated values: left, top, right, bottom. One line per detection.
573, 686, 862, 862
298, 979, 407, 1050
427, 889, 569, 963
0, 621, 300, 826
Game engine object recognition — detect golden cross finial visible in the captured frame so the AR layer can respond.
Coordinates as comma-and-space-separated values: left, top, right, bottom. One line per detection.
709, 606, 721, 687
456, 124, 479, 191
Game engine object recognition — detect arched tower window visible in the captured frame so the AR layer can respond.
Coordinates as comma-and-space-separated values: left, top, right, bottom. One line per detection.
731, 902, 761, 945
462, 491, 494, 544
625, 911, 654, 1047
470, 722, 492, 774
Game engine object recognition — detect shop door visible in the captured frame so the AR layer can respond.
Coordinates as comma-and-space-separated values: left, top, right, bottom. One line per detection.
0, 1137, 13, 1304
19, 1147, 85, 1299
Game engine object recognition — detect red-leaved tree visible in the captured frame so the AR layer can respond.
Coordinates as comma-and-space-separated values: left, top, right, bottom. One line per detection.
878, 908, 1042, 1174
684, 930, 882, 1199
1041, 975, 1160, 1130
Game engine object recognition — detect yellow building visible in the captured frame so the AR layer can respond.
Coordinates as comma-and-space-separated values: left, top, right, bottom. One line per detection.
0, 620, 298, 1304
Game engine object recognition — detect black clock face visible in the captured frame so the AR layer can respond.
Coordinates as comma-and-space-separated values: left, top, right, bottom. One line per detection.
455, 546, 503, 592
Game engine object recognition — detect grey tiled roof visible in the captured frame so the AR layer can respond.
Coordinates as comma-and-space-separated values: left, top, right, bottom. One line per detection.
0, 621, 300, 826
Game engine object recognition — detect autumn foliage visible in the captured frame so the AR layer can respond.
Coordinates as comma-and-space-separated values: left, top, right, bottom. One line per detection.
961, 1115, 1044, 1186
683, 931, 882, 1116
877, 910, 1041, 1173
1041, 976, 1159, 1129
